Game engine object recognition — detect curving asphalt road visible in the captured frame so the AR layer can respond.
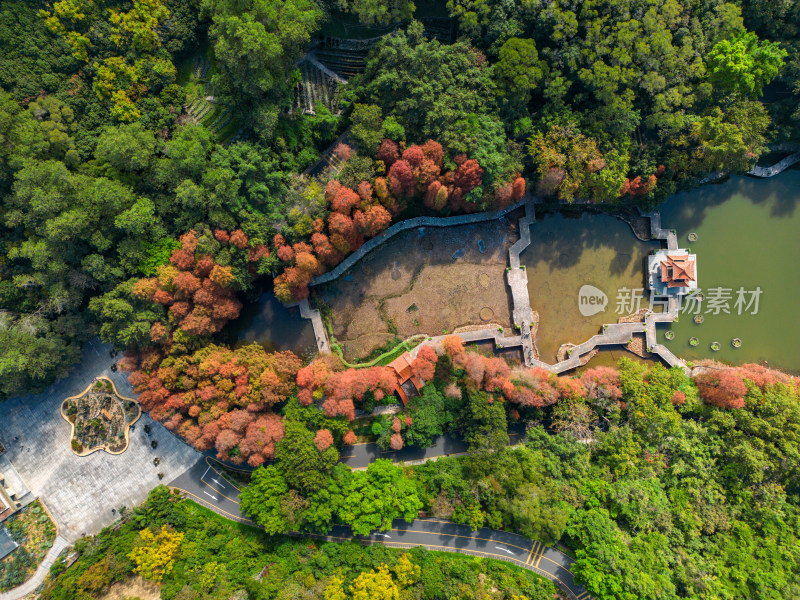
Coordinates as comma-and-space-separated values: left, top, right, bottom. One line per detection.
168, 456, 593, 600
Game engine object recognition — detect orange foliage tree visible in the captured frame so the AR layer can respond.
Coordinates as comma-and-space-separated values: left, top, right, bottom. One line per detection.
129, 343, 301, 465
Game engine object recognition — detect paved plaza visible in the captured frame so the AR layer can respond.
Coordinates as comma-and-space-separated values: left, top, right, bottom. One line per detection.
0, 338, 199, 541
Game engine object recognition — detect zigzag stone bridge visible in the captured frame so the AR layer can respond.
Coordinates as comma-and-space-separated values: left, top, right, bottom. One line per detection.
300, 200, 690, 375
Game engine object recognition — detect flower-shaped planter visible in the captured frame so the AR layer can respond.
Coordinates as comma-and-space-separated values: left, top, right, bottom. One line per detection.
731, 338, 742, 348
689, 337, 699, 347
61, 377, 141, 456
710, 341, 721, 351
665, 330, 675, 341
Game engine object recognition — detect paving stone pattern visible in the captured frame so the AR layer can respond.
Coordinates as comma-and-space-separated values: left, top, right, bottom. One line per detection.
0, 338, 200, 542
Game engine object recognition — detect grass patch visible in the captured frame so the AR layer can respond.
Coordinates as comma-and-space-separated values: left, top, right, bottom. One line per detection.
330, 334, 428, 368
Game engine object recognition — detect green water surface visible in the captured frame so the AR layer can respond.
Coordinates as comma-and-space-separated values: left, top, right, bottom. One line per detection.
659, 172, 800, 372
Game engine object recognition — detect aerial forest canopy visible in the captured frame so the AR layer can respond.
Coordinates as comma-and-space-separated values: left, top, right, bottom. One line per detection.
1, 1, 800, 599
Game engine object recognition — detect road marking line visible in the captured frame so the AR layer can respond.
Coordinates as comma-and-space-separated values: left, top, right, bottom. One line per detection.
204, 456, 242, 491
535, 547, 545, 568
391, 527, 529, 553
200, 479, 241, 505
532, 540, 546, 566
203, 491, 218, 500
169, 494, 589, 600
525, 542, 537, 565
494, 546, 515, 555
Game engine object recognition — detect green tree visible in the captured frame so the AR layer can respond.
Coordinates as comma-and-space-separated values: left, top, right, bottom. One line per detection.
240, 466, 291, 534
337, 0, 415, 26
706, 31, 787, 98
203, 0, 322, 134
494, 38, 543, 105
403, 385, 445, 448
335, 459, 422, 535
461, 389, 509, 455
276, 421, 339, 493
350, 104, 384, 155
94, 122, 158, 173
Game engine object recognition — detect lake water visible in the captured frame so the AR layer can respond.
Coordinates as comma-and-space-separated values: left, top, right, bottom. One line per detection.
520, 211, 658, 362
225, 290, 317, 358
659, 172, 800, 373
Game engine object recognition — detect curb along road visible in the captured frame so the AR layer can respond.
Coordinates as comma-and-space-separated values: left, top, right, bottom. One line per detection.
168, 456, 594, 600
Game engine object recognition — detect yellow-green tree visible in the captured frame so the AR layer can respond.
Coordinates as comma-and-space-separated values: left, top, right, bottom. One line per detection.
39, 0, 173, 122
127, 526, 184, 583
392, 553, 420, 587
350, 565, 399, 600
323, 574, 347, 600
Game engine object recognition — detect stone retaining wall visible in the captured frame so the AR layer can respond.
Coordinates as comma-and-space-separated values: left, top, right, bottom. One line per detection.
311, 200, 526, 285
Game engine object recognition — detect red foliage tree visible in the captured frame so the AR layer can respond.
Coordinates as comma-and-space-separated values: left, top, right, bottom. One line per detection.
314, 429, 334, 451
343, 430, 357, 445
581, 367, 622, 402
277, 244, 295, 262
377, 139, 400, 167
441, 336, 465, 357
333, 143, 354, 161
362, 205, 392, 237
694, 370, 747, 409
194, 257, 214, 278
173, 271, 202, 296
311, 232, 342, 267
420, 140, 444, 167
169, 301, 190, 319
412, 345, 437, 381
454, 159, 484, 193
170, 249, 195, 271
621, 175, 657, 197
511, 176, 526, 201
388, 160, 415, 198
214, 229, 230, 243
402, 145, 424, 167
332, 187, 360, 215
416, 158, 440, 188
179, 231, 198, 254
357, 181, 373, 204
390, 433, 404, 450
153, 289, 173, 305
295, 252, 322, 276
215, 429, 242, 456
324, 179, 342, 203
229, 229, 248, 249
149, 322, 168, 344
